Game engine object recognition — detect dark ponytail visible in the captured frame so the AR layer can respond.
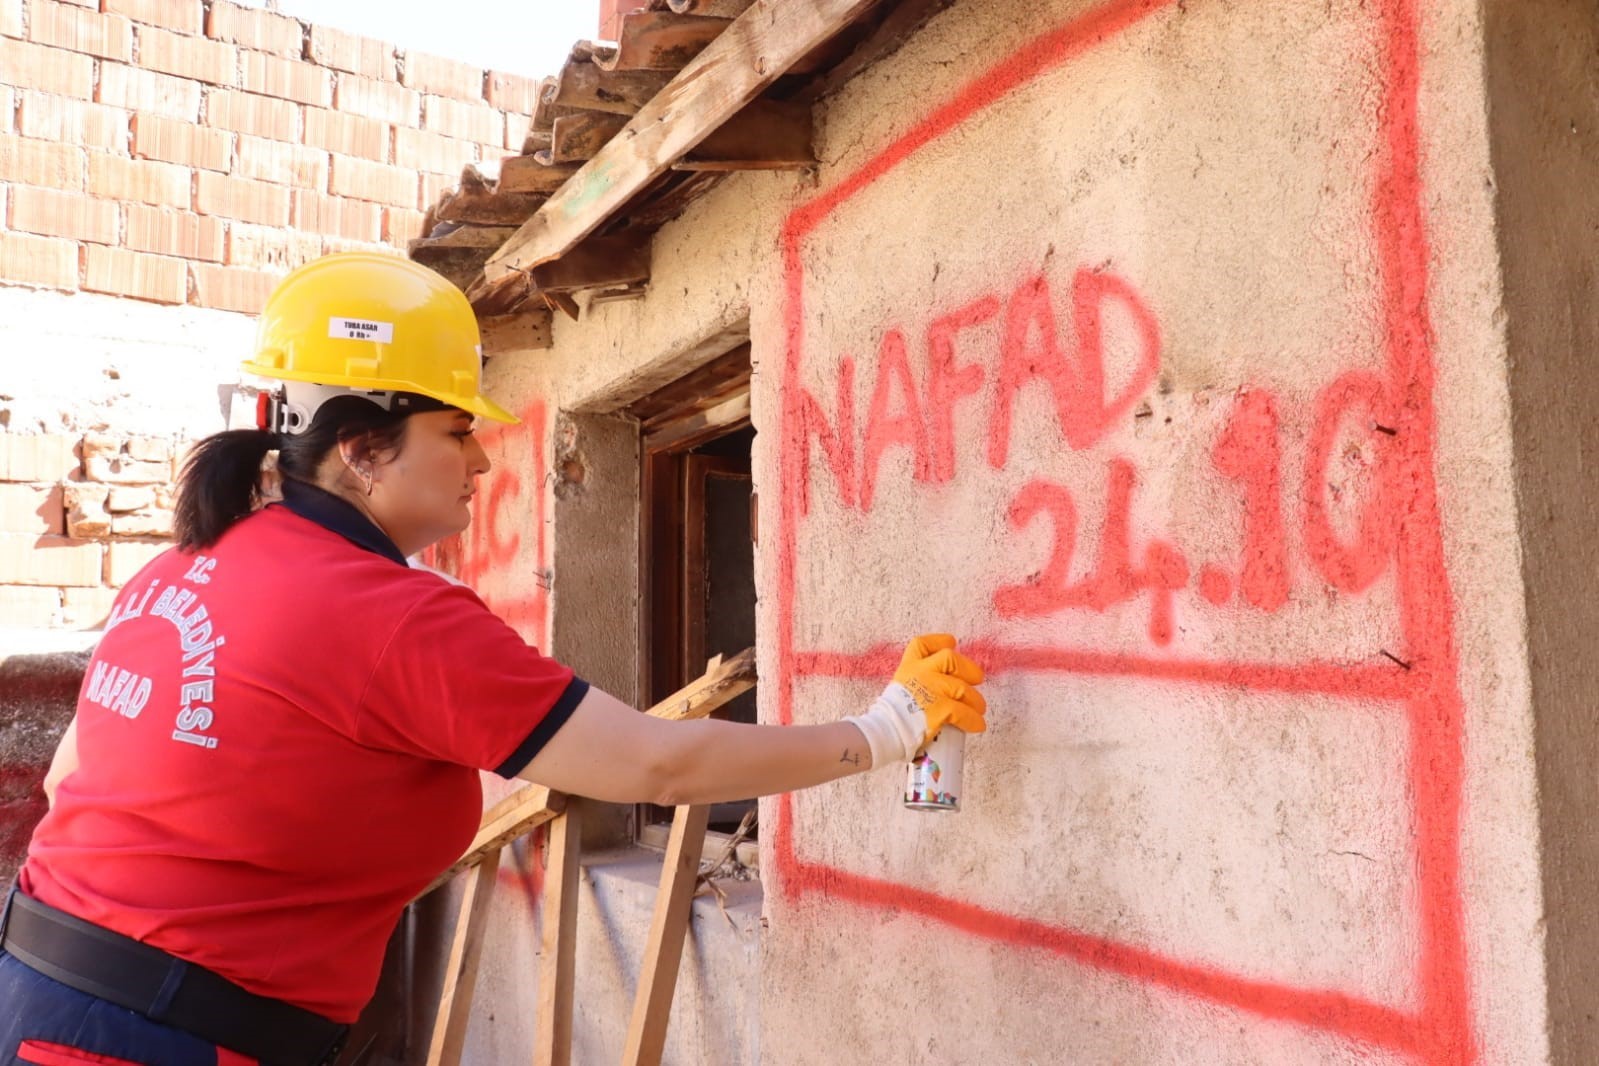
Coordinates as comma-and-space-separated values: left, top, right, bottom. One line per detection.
173, 430, 280, 551
174, 396, 413, 551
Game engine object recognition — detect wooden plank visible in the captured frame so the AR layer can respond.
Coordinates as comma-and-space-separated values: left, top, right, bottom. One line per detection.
553, 60, 673, 116
423, 849, 502, 1066
643, 390, 751, 454
546, 111, 631, 164
531, 230, 651, 292
646, 645, 756, 721
485, 0, 879, 283
531, 75, 562, 132
599, 11, 733, 72
533, 805, 583, 1066
619, 800, 713, 1066
499, 155, 583, 195
433, 186, 549, 226
423, 786, 564, 895
481, 310, 554, 354
676, 98, 813, 171
797, 0, 956, 104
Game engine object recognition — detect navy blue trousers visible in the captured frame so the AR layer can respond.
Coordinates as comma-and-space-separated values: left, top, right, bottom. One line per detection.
0, 951, 253, 1066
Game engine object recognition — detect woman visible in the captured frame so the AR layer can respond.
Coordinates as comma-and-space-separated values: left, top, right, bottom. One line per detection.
0, 253, 987, 1066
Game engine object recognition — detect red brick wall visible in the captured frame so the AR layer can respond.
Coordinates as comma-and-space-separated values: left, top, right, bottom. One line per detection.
0, 0, 542, 315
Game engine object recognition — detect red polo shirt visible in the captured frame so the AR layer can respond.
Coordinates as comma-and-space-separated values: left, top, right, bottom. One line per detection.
21, 481, 587, 1023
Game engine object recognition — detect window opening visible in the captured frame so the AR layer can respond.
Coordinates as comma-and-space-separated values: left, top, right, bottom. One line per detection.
634, 346, 757, 843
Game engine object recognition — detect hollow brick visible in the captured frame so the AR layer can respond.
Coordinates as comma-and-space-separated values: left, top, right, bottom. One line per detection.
307, 24, 394, 81
8, 187, 119, 244
227, 222, 322, 271
123, 204, 225, 262
0, 484, 65, 535
0, 38, 95, 98
505, 113, 532, 153
27, 3, 133, 62
17, 93, 132, 153
132, 113, 233, 171
102, 0, 202, 35
1, 0, 21, 38
205, 1, 302, 57
0, 435, 78, 482
329, 154, 418, 208
98, 62, 201, 121
190, 262, 278, 314
393, 126, 478, 176
486, 71, 539, 115
136, 25, 238, 87
83, 245, 188, 304
291, 190, 382, 243
239, 51, 332, 107
400, 52, 484, 101
302, 108, 389, 163
382, 207, 427, 245
194, 171, 291, 226
233, 134, 328, 188
107, 540, 168, 586
422, 95, 501, 145
203, 88, 297, 141
0, 534, 103, 588
333, 74, 419, 126
0, 233, 78, 290
0, 135, 85, 191
87, 152, 191, 209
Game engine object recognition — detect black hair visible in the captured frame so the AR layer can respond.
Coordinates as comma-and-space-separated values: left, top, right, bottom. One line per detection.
173, 396, 412, 551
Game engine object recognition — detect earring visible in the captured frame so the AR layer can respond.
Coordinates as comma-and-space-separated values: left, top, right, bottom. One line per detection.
361, 468, 373, 496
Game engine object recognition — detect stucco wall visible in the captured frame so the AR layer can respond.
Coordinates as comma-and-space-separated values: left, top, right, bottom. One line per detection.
437, 0, 1583, 1062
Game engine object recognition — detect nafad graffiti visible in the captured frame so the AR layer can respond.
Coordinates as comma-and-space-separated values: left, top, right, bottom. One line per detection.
775, 0, 1470, 1063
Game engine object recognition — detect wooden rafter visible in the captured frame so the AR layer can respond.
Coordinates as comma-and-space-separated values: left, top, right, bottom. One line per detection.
552, 60, 674, 116
678, 98, 813, 170
485, 0, 880, 283
598, 11, 733, 72
499, 156, 583, 195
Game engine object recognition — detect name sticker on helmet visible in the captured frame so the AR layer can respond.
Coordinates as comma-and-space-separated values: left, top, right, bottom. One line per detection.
328, 317, 395, 342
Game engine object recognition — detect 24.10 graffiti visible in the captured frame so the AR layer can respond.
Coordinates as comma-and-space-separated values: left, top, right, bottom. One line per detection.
994, 370, 1400, 645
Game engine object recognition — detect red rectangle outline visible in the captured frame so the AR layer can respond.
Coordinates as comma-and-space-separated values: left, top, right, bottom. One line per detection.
773, 0, 1472, 1061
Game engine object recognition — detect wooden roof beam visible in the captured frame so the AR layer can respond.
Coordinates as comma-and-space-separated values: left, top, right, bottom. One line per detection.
676, 98, 813, 170
552, 60, 674, 116
485, 0, 879, 284
598, 11, 733, 72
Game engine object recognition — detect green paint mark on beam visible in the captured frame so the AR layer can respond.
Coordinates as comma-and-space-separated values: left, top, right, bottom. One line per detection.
561, 159, 617, 220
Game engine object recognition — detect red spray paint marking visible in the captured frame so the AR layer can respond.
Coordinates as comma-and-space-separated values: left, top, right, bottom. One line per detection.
431, 402, 552, 649
1303, 370, 1397, 593
859, 328, 933, 512
926, 294, 998, 482
1212, 389, 1291, 610
777, 0, 1472, 1060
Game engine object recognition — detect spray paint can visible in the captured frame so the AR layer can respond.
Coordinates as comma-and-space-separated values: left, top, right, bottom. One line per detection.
903, 727, 964, 812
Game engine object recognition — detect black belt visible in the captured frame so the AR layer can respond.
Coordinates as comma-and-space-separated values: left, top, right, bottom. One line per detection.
0, 888, 347, 1066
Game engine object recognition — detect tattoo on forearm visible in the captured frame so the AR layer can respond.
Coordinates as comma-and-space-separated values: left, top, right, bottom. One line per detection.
840, 749, 861, 766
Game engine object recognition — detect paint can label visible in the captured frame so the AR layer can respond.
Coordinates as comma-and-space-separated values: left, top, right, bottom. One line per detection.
904, 727, 964, 811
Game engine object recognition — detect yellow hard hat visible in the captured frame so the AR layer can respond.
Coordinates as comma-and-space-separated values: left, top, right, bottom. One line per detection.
242, 252, 517, 427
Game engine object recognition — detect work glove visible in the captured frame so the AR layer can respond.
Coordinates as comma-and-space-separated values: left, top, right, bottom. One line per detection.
845, 634, 987, 769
